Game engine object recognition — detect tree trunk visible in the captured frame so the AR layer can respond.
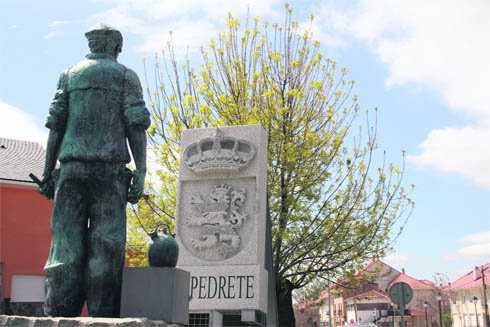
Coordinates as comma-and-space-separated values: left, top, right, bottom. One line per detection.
276, 278, 296, 327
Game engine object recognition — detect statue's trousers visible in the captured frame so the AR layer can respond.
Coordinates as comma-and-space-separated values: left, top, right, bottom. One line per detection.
43, 161, 132, 317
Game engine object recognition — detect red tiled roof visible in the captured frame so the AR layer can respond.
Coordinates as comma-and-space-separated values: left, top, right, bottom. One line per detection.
390, 273, 435, 290
333, 261, 379, 287
314, 261, 401, 304
451, 263, 490, 290
355, 261, 378, 276
419, 280, 436, 287
317, 289, 330, 302
331, 260, 401, 289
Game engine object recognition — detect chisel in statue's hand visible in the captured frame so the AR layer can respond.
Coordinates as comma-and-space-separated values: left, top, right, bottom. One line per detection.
30, 173, 54, 200
29, 173, 42, 185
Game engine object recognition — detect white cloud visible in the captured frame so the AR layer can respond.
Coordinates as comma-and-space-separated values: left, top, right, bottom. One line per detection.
460, 231, 490, 245
89, 0, 490, 186
324, 0, 490, 115
451, 243, 490, 260
444, 231, 490, 261
44, 20, 80, 39
0, 101, 48, 144
314, 0, 490, 187
384, 252, 410, 266
93, 0, 283, 54
407, 126, 490, 186
299, 4, 348, 48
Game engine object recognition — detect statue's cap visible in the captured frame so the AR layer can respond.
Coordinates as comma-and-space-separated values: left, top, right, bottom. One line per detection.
85, 23, 122, 43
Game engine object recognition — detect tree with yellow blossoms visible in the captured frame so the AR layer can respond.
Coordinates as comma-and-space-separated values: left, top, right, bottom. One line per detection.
127, 5, 413, 326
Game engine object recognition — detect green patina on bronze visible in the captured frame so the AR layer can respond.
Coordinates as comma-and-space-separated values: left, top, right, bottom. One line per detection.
146, 227, 179, 268
39, 23, 150, 318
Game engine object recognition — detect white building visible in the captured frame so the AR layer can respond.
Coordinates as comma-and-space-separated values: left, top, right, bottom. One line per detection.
449, 264, 490, 327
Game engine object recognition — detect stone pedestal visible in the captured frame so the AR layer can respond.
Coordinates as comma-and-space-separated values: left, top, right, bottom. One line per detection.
0, 315, 177, 327
120, 268, 189, 325
175, 125, 278, 326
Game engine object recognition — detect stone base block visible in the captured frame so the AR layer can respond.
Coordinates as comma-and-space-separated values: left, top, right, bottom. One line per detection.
0, 315, 180, 327
120, 268, 189, 325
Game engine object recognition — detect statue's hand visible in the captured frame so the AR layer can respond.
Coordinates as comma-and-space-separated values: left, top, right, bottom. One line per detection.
39, 175, 55, 200
128, 169, 145, 204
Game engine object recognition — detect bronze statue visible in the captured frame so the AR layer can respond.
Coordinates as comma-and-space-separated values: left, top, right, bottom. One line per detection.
38, 23, 150, 317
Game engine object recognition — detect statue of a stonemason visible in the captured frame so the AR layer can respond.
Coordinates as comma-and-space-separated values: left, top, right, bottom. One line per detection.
38, 23, 150, 317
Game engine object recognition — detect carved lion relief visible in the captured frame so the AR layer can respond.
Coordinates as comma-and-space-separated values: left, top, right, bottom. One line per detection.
185, 184, 248, 259
179, 180, 256, 261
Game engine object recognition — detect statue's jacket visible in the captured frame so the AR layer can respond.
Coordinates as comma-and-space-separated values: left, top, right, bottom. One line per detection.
46, 53, 150, 163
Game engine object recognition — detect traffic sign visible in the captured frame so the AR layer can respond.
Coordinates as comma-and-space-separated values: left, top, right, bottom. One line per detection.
389, 282, 413, 306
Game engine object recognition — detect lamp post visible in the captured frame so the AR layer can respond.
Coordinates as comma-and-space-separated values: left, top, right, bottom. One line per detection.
424, 301, 429, 327
437, 293, 443, 327
391, 303, 395, 327
434, 273, 451, 327
473, 296, 480, 327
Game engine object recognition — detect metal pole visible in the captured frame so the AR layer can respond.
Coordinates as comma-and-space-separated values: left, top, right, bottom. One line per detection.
328, 278, 332, 327
475, 297, 481, 327
482, 266, 489, 327
425, 306, 429, 327
354, 297, 358, 323
438, 297, 443, 327
434, 271, 451, 327
401, 305, 406, 327
392, 304, 395, 327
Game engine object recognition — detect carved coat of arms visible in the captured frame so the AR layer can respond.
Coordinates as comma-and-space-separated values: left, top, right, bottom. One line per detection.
184, 184, 248, 259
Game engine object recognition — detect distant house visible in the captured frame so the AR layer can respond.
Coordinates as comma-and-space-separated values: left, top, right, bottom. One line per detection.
449, 264, 490, 327
344, 289, 391, 324
390, 270, 440, 327
294, 261, 442, 327
294, 303, 320, 327
0, 138, 52, 316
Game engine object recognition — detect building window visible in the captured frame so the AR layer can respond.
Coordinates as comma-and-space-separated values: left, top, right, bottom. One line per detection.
188, 313, 210, 327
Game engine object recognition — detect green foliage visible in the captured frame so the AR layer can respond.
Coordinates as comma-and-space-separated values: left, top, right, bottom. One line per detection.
127, 5, 413, 298
442, 312, 452, 327
125, 194, 175, 267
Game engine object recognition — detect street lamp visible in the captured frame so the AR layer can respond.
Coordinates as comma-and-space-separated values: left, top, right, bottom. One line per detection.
437, 293, 443, 327
473, 296, 480, 327
424, 301, 429, 327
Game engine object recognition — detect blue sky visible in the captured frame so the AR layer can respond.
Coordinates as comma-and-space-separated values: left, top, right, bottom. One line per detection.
2, 0, 489, 285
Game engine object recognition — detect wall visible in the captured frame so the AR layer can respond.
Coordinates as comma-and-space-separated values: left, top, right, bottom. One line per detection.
345, 297, 391, 324
0, 183, 52, 299
333, 296, 345, 327
295, 307, 320, 327
410, 289, 439, 326
451, 287, 489, 327
319, 296, 333, 325
375, 266, 401, 293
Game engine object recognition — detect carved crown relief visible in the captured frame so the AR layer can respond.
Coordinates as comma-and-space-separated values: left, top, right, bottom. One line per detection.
183, 128, 256, 174
179, 129, 257, 261
184, 184, 249, 259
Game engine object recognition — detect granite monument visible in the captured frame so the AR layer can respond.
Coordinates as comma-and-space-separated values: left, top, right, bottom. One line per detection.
175, 125, 277, 325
